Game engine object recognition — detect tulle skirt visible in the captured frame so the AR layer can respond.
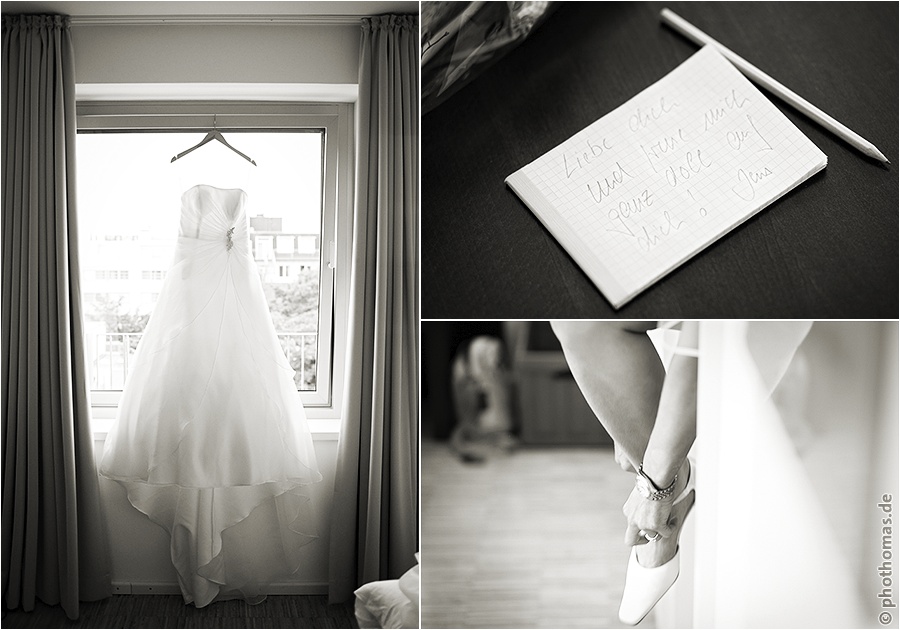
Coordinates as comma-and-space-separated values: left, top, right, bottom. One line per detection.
99, 232, 322, 607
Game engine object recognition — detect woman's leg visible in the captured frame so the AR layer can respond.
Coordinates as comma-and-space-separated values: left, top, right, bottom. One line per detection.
552, 320, 697, 569
550, 321, 664, 469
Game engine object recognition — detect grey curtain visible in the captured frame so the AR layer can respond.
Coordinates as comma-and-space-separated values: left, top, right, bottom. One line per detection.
328, 14, 419, 603
1, 14, 111, 619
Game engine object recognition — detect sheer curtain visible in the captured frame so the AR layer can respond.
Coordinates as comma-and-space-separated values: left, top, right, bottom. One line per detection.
328, 14, 419, 603
1, 14, 111, 619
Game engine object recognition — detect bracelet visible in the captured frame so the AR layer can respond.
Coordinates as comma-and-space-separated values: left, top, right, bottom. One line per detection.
636, 463, 677, 501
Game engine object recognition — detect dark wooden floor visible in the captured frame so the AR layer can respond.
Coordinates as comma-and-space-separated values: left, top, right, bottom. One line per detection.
1, 594, 357, 629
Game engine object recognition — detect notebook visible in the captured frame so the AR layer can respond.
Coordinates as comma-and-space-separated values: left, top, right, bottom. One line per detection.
505, 45, 827, 308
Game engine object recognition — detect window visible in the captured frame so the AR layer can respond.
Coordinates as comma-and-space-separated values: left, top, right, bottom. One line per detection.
76, 102, 353, 417
96, 270, 130, 280
254, 235, 275, 260
276, 235, 295, 254
298, 235, 317, 254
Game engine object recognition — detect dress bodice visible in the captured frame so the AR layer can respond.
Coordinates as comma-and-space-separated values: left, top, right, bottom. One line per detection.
179, 185, 249, 252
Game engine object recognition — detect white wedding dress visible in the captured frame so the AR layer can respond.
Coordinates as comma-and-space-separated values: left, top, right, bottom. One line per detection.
99, 184, 322, 607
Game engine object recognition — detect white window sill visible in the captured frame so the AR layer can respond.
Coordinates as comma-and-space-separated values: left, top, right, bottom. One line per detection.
91, 416, 341, 442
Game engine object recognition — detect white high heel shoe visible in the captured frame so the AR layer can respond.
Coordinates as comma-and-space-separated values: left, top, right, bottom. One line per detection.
617, 461, 695, 626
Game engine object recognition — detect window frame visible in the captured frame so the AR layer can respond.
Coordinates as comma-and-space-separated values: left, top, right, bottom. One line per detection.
76, 100, 354, 420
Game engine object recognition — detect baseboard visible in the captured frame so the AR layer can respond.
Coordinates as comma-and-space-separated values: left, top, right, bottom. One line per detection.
113, 582, 180, 595
112, 581, 329, 596
266, 582, 329, 596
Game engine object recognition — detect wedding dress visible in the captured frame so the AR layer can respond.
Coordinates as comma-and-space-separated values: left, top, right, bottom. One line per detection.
99, 184, 322, 607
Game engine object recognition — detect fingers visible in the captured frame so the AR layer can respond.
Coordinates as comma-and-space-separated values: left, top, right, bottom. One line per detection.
655, 520, 675, 538
624, 490, 697, 549
624, 523, 649, 547
623, 509, 676, 546
632, 514, 675, 539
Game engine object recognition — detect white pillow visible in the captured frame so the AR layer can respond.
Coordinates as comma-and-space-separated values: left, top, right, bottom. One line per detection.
354, 579, 417, 629
398, 562, 420, 605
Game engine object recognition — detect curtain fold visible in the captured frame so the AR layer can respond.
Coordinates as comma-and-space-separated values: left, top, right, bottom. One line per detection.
328, 14, 419, 603
1, 14, 111, 619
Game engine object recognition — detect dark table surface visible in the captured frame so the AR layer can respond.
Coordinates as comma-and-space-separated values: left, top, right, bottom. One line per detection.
422, 1, 898, 319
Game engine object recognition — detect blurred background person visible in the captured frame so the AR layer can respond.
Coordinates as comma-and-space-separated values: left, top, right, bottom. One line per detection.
450, 335, 518, 463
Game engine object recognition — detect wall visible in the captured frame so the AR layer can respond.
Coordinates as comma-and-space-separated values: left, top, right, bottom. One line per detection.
77, 20, 359, 593
71, 23, 360, 85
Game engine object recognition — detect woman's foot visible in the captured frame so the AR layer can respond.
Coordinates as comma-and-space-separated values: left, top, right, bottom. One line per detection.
635, 459, 694, 568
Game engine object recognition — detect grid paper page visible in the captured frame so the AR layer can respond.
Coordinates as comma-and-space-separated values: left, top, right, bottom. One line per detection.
505, 45, 827, 308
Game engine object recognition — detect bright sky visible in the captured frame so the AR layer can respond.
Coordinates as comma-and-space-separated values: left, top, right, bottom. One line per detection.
76, 131, 324, 237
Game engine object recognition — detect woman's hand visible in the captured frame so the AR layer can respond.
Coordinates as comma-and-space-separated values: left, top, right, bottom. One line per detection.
622, 486, 676, 546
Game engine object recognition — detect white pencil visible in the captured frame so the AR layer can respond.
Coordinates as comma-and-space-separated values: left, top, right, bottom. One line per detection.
660, 8, 889, 163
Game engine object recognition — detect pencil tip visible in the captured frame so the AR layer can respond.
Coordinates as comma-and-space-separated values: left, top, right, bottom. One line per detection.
867, 146, 890, 164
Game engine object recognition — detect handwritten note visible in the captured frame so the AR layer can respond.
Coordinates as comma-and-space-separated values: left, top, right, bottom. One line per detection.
505, 45, 827, 308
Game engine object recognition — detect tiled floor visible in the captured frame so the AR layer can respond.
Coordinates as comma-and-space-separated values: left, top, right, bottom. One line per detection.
421, 441, 657, 629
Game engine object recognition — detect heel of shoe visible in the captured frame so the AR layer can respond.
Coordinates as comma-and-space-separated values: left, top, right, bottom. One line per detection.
673, 459, 696, 507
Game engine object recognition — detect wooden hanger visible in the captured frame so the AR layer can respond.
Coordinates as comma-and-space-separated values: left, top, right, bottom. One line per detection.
170, 115, 257, 165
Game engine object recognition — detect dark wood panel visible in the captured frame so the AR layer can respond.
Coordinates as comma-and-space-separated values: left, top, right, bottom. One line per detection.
517, 369, 612, 445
